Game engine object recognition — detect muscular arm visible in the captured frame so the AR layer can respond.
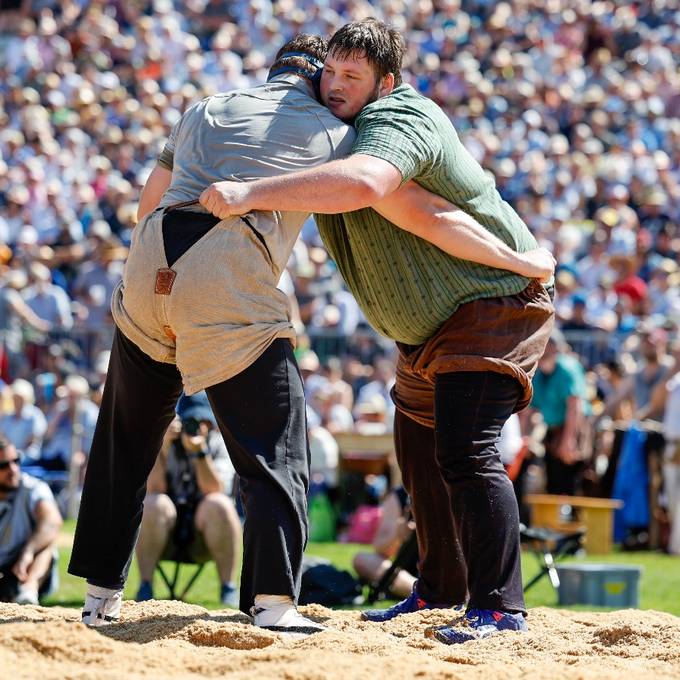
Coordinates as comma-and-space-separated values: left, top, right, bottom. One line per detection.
192, 455, 223, 496
181, 432, 223, 495
372, 182, 555, 281
200, 155, 401, 216
7, 290, 51, 333
24, 500, 63, 555
200, 156, 554, 280
137, 164, 172, 223
13, 499, 62, 582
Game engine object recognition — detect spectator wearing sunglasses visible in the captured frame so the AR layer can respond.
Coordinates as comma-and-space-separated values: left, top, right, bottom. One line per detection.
0, 437, 63, 605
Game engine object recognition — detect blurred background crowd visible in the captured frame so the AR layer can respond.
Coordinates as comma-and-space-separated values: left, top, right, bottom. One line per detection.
0, 0, 679, 570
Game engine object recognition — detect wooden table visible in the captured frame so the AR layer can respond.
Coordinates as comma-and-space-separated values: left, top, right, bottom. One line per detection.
526, 494, 623, 554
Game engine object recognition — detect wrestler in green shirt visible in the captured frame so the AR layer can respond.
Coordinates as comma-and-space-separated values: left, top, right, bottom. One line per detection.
316, 82, 539, 344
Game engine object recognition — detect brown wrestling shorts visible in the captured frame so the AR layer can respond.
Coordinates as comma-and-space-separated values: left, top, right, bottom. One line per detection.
393, 279, 555, 429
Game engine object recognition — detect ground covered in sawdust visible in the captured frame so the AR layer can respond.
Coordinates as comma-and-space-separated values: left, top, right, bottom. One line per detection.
2, 601, 680, 679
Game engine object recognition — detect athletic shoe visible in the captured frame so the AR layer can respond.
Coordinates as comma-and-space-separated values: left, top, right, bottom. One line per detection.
81, 588, 123, 627
425, 608, 527, 644
220, 583, 239, 608
250, 603, 325, 635
361, 585, 455, 622
15, 584, 39, 606
135, 580, 153, 602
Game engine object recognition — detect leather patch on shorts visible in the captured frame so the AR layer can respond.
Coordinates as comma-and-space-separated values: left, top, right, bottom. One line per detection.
155, 268, 176, 295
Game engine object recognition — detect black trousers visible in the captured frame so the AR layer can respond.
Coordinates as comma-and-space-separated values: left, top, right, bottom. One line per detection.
395, 370, 525, 613
68, 329, 309, 614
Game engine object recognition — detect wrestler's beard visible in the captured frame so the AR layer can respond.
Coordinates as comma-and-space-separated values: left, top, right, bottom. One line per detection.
347, 82, 383, 125
0, 482, 18, 493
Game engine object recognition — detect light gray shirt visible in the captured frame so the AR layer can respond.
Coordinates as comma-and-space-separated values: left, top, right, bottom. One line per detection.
158, 74, 355, 206
0, 473, 55, 566
113, 75, 355, 393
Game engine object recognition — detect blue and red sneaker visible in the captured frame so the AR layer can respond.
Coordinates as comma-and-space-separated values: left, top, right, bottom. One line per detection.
361, 585, 456, 622
425, 608, 527, 644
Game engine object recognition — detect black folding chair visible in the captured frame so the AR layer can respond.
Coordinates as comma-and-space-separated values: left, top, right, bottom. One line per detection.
520, 524, 585, 593
364, 531, 418, 605
156, 555, 210, 601
155, 503, 210, 601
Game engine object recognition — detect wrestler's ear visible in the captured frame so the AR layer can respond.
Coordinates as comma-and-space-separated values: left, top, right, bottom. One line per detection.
379, 72, 395, 97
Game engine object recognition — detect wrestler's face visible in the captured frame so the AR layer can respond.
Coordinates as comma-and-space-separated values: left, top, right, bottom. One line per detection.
321, 49, 394, 123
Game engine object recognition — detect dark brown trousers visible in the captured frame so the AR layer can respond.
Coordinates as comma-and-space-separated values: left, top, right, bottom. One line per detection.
392, 281, 554, 612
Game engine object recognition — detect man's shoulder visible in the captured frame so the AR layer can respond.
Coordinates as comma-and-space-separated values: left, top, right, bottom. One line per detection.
357, 84, 435, 120
23, 403, 45, 422
19, 473, 55, 503
210, 80, 352, 136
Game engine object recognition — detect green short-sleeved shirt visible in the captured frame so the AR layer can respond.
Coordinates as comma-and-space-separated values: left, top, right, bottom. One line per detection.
316, 84, 539, 345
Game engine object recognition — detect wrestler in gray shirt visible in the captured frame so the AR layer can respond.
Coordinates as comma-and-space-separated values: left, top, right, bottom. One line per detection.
112, 74, 355, 393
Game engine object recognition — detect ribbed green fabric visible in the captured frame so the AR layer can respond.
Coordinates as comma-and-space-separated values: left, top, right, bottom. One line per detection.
316, 84, 538, 345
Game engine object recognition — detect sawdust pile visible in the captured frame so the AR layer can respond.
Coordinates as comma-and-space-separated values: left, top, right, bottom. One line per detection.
2, 601, 680, 679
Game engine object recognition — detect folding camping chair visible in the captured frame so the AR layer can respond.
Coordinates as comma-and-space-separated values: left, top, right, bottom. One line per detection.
520, 524, 585, 592
156, 558, 209, 601
155, 503, 211, 601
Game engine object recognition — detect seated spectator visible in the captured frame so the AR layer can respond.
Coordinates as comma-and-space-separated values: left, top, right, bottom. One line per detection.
321, 357, 354, 411
135, 394, 241, 606
352, 486, 416, 599
0, 267, 51, 378
22, 262, 73, 331
605, 325, 674, 421
356, 358, 395, 411
0, 437, 63, 605
311, 384, 354, 435
561, 294, 596, 332
309, 423, 339, 488
40, 374, 98, 472
298, 350, 327, 403
0, 378, 47, 461
354, 394, 389, 435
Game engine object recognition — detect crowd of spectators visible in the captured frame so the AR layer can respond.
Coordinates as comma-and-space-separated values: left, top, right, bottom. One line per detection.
0, 1, 679, 556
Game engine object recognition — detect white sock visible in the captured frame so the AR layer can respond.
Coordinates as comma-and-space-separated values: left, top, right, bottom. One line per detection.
254, 594, 294, 608
87, 584, 122, 599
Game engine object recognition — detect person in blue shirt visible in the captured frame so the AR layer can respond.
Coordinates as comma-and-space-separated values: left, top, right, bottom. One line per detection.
526, 330, 591, 496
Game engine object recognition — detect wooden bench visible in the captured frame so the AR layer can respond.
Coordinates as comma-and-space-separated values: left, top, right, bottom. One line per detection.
526, 494, 623, 554
333, 432, 396, 476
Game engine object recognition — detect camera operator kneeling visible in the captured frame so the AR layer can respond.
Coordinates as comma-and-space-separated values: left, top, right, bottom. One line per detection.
135, 399, 242, 606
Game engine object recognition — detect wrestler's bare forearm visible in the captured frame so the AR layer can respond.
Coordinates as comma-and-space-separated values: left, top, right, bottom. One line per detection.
372, 182, 555, 282
199, 155, 554, 281
137, 164, 172, 223
199, 155, 401, 218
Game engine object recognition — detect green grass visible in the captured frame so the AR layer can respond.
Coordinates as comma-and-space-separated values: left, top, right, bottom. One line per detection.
45, 520, 680, 615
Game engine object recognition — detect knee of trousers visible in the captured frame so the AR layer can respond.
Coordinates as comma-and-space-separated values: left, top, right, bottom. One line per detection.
436, 442, 507, 483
